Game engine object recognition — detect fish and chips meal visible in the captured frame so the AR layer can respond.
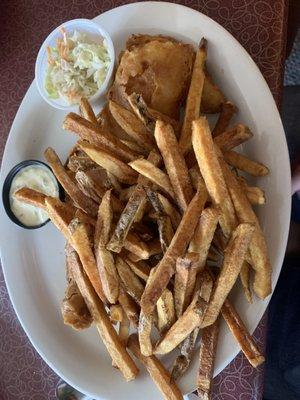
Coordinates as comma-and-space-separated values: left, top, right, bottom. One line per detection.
15, 34, 270, 399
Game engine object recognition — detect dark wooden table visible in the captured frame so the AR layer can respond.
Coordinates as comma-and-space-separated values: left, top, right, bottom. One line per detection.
0, 1, 288, 399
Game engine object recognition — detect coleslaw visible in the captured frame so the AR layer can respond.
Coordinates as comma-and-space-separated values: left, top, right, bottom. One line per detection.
45, 28, 111, 104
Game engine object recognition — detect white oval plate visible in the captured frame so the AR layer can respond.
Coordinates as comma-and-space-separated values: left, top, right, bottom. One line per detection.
0, 2, 291, 399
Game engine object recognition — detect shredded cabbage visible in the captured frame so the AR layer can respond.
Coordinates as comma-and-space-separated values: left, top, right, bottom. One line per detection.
45, 29, 111, 104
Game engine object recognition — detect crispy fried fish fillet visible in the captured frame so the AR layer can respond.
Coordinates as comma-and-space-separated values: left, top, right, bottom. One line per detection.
109, 34, 195, 118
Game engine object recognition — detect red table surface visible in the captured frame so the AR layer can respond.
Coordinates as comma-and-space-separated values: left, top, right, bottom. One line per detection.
0, 1, 287, 399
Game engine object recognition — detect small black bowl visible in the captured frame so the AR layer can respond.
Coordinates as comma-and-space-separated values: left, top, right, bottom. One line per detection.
2, 160, 64, 229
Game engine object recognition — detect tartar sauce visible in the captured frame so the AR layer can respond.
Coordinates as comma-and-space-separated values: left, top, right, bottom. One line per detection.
9, 165, 59, 227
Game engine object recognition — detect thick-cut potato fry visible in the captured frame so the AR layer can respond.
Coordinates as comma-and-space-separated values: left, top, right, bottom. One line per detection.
79, 98, 98, 125
128, 334, 183, 400
212, 101, 237, 137
14, 187, 47, 209
124, 232, 150, 260
120, 139, 148, 156
78, 141, 137, 184
139, 310, 153, 356
119, 311, 130, 347
202, 223, 255, 327
63, 112, 139, 162
201, 71, 226, 114
219, 158, 271, 298
108, 186, 146, 253
45, 197, 75, 239
94, 190, 113, 247
69, 219, 107, 303
192, 117, 237, 237
75, 170, 108, 203
67, 154, 98, 172
224, 150, 269, 176
110, 304, 124, 323
129, 158, 175, 199
45, 147, 98, 216
157, 288, 176, 334
240, 262, 253, 303
127, 93, 181, 136
155, 120, 193, 211
179, 38, 206, 155
70, 257, 139, 381
109, 100, 155, 151
214, 124, 253, 152
156, 193, 181, 229
197, 318, 220, 399
189, 165, 206, 192
221, 300, 265, 367
141, 188, 207, 316
126, 238, 161, 262
116, 257, 144, 303
174, 253, 199, 318
238, 177, 266, 205
124, 258, 151, 282
119, 186, 136, 202
118, 287, 139, 327
189, 206, 220, 269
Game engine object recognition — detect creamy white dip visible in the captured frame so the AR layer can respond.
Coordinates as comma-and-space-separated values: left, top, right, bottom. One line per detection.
9, 165, 59, 227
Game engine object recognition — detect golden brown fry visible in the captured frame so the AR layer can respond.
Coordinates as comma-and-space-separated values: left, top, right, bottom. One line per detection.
219, 158, 271, 298
110, 304, 124, 323
118, 287, 139, 327
129, 158, 175, 199
214, 124, 253, 152
128, 334, 183, 400
155, 120, 193, 211
45, 147, 98, 216
79, 97, 98, 125
179, 38, 206, 155
240, 262, 253, 303
124, 258, 151, 282
94, 190, 113, 247
120, 139, 148, 156
157, 193, 181, 229
108, 186, 146, 253
78, 141, 137, 184
14, 187, 47, 209
201, 70, 226, 114
212, 101, 237, 137
116, 257, 144, 303
45, 197, 75, 239
67, 154, 97, 172
174, 253, 199, 318
141, 188, 207, 316
197, 318, 220, 399
70, 257, 139, 381
221, 299, 265, 367
157, 288, 176, 334
124, 232, 150, 260
75, 170, 107, 203
138, 310, 153, 356
154, 274, 211, 354
224, 150, 269, 176
238, 177, 266, 205
119, 311, 130, 347
192, 117, 237, 237
189, 206, 220, 269
69, 219, 107, 303
63, 112, 139, 162
202, 223, 255, 327
189, 165, 206, 192
119, 186, 136, 202
109, 100, 155, 151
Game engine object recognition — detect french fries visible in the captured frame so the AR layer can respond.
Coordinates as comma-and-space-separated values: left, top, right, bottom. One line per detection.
129, 158, 175, 199
155, 120, 193, 211
110, 304, 124, 323
192, 117, 237, 237
78, 141, 137, 184
202, 223, 255, 327
197, 318, 220, 399
70, 254, 139, 381
14, 187, 48, 209
224, 150, 269, 176
240, 262, 253, 303
63, 112, 139, 162
141, 188, 207, 316
45, 147, 98, 216
128, 334, 183, 400
212, 101, 237, 137
116, 257, 144, 303
109, 100, 155, 151
238, 177, 266, 205
219, 158, 272, 298
79, 97, 98, 125
124, 258, 151, 281
179, 38, 206, 155
139, 310, 153, 356
157, 288, 176, 334
118, 287, 139, 327
214, 124, 253, 152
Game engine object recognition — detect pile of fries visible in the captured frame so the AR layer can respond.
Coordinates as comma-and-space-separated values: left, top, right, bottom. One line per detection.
15, 37, 271, 399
